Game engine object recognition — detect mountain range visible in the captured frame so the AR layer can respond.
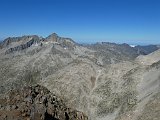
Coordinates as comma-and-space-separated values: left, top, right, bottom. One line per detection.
0, 33, 160, 120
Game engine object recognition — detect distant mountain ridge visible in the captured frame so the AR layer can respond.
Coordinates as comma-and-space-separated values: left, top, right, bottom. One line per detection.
1, 33, 159, 62
134, 45, 160, 55
1, 34, 159, 54
0, 33, 75, 54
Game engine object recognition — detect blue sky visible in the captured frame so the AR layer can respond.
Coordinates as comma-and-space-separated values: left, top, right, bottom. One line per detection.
0, 0, 160, 44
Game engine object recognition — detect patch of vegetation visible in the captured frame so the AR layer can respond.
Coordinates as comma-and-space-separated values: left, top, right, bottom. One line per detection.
94, 80, 112, 98
97, 93, 121, 116
95, 74, 138, 117
119, 91, 137, 115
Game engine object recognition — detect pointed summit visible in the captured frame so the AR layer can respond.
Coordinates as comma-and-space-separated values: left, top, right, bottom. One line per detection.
48, 33, 58, 37
46, 33, 59, 42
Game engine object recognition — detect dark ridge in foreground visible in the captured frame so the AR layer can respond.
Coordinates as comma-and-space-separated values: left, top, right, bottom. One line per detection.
0, 85, 88, 120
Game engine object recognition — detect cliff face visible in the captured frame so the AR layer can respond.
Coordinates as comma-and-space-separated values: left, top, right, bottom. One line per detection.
0, 33, 160, 120
0, 85, 87, 120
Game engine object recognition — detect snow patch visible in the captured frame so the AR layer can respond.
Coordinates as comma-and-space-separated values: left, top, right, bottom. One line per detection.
130, 45, 136, 47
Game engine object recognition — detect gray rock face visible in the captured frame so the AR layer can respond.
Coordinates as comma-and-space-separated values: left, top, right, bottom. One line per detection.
5, 38, 39, 54
1, 35, 39, 47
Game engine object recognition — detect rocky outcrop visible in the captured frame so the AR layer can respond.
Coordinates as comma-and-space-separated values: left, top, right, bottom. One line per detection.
5, 39, 37, 54
0, 85, 87, 120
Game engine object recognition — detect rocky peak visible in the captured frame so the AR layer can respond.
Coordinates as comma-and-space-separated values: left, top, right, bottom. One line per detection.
46, 33, 76, 49
46, 33, 58, 42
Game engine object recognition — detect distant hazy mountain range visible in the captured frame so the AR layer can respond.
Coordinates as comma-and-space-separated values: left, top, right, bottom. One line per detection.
0, 33, 160, 120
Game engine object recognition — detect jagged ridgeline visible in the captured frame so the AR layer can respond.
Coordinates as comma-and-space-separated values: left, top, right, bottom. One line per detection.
0, 33, 160, 120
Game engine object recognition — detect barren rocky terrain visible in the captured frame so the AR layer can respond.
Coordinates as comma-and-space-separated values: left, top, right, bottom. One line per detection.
0, 33, 160, 120
0, 85, 87, 120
